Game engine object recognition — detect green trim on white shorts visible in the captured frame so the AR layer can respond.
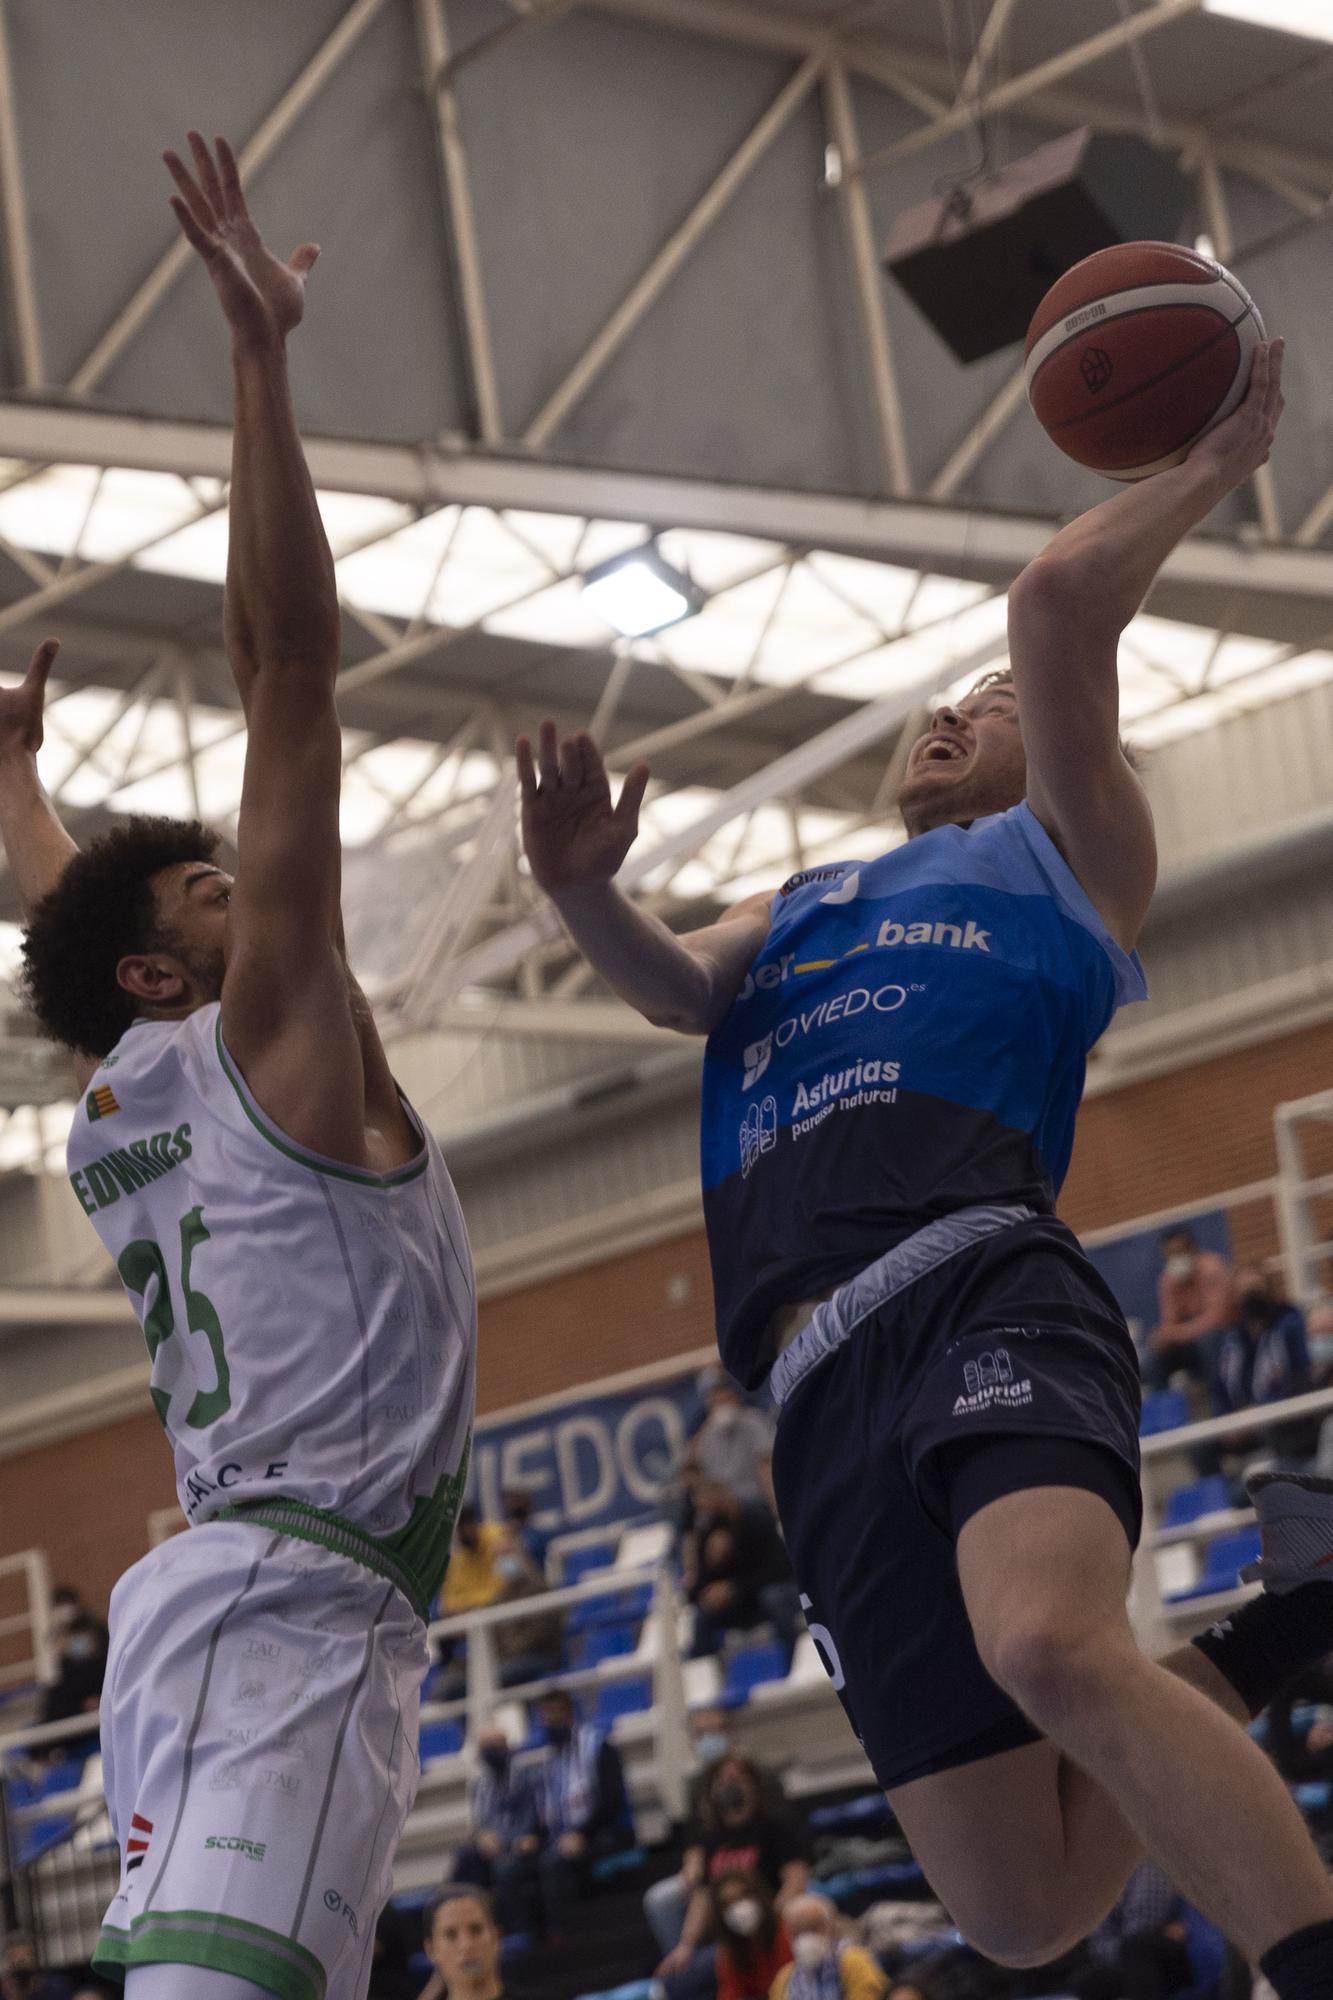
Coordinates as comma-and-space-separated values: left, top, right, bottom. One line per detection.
216, 1497, 428, 1620
95, 1909, 327, 2000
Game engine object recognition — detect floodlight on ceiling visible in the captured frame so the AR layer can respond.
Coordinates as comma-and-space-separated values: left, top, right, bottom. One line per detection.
1203, 0, 1333, 41
581, 543, 703, 639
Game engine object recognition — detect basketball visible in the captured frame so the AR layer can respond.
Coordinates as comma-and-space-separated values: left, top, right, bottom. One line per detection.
1024, 241, 1265, 481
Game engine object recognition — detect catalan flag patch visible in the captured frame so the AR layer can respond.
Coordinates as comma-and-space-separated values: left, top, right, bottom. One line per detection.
86, 1084, 120, 1121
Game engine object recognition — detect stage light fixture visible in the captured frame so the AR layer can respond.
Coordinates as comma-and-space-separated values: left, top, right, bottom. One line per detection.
582, 544, 702, 638
1204, 1, 1333, 42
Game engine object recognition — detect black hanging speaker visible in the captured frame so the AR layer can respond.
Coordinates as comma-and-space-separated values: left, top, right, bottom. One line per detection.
882, 128, 1191, 363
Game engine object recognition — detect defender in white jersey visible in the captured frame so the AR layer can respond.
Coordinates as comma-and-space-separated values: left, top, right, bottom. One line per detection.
0, 135, 477, 2000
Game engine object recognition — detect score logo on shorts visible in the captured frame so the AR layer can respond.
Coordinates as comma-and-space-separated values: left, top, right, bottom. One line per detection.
205, 1834, 268, 1863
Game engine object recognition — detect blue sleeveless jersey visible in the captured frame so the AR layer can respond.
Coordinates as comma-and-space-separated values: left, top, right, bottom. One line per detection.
700, 802, 1147, 1387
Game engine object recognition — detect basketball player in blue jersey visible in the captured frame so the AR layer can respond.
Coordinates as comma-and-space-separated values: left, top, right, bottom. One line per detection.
0, 138, 477, 1999
520, 340, 1333, 2000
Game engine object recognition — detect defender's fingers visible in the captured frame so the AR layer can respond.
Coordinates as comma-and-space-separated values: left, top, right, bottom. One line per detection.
214, 135, 244, 211
557, 735, 581, 788
168, 195, 214, 258
162, 151, 217, 236
515, 736, 539, 802
25, 638, 59, 685
536, 718, 561, 788
575, 732, 604, 786
614, 762, 651, 827
187, 130, 225, 214
290, 243, 321, 276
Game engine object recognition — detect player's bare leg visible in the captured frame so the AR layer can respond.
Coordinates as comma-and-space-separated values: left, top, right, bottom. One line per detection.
894, 1485, 1333, 1965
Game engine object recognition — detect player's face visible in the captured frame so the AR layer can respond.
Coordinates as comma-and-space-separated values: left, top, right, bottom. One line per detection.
428, 1898, 499, 1984
897, 686, 1026, 837
149, 862, 233, 1000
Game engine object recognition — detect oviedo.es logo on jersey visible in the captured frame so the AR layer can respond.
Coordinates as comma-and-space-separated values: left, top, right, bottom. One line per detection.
741, 982, 911, 1089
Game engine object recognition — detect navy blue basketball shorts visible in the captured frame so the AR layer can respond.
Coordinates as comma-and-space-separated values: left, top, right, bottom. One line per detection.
768, 1207, 1142, 1793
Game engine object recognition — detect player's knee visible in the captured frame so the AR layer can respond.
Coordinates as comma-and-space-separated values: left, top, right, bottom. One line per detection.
975, 1612, 1109, 1729
952, 1890, 1088, 1968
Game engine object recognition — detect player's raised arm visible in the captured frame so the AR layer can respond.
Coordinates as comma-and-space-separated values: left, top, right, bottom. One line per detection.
1007, 335, 1285, 953
517, 721, 771, 1034
0, 640, 78, 920
165, 133, 363, 1159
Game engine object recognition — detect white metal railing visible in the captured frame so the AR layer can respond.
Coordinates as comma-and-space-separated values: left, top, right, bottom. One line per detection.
0, 1551, 53, 1691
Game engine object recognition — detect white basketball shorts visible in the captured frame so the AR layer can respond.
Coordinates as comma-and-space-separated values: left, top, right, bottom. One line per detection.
93, 1519, 427, 2000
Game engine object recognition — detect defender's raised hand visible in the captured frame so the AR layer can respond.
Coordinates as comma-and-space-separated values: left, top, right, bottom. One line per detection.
164, 132, 318, 351
516, 722, 650, 897
0, 640, 59, 763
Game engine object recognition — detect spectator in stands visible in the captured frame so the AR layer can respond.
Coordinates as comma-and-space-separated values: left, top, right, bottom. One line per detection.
37, 1585, 109, 1756
1065, 1862, 1191, 2000
492, 1531, 565, 1691
453, 1727, 544, 1935
645, 1708, 787, 1954
1213, 1264, 1311, 1420
1145, 1227, 1234, 1391
689, 1371, 776, 1510
710, 1870, 793, 2000
659, 1754, 811, 1996
531, 1689, 633, 1937
435, 1507, 511, 1701
418, 1887, 506, 2000
503, 1490, 550, 1578
443, 1508, 508, 1617
772, 1894, 888, 2000
0, 1934, 72, 2000
687, 1482, 801, 1663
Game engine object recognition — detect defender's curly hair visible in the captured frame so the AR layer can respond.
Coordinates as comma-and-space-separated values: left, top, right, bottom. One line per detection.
20, 816, 219, 1058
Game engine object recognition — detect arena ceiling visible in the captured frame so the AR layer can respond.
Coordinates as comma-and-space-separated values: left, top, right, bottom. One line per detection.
0, 0, 1331, 1153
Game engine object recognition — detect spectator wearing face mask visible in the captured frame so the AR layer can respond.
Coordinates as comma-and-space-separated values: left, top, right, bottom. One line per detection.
659, 1756, 810, 1997
1213, 1265, 1311, 1420
452, 1728, 544, 1936
687, 1482, 801, 1663
644, 1709, 787, 1955
530, 1690, 633, 1937
502, 1490, 550, 1578
771, 1896, 888, 2000
1144, 1227, 1234, 1391
0, 1934, 72, 2000
442, 1508, 508, 1616
708, 1871, 793, 2000
491, 1532, 565, 1691
690, 1373, 776, 1511
37, 1586, 109, 1757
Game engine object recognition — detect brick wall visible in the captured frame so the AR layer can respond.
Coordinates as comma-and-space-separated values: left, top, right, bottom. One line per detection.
6, 1015, 1333, 1607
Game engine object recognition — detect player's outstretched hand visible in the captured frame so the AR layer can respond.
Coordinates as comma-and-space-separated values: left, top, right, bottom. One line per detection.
1187, 335, 1285, 493
164, 132, 319, 351
516, 721, 650, 897
0, 639, 59, 762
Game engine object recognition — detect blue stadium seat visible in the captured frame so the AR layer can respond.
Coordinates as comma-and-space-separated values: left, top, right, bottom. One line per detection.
594, 1677, 653, 1728
1161, 1475, 1231, 1527
1140, 1390, 1189, 1435
721, 1641, 790, 1705
590, 1848, 647, 1886
583, 1624, 638, 1667
1164, 1528, 1262, 1603
1295, 1781, 1332, 1815
418, 1717, 464, 1763
562, 1543, 616, 1585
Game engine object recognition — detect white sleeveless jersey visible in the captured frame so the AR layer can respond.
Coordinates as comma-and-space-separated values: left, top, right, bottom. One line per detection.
65, 1003, 476, 1615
